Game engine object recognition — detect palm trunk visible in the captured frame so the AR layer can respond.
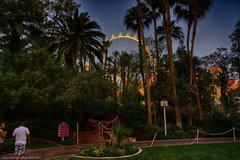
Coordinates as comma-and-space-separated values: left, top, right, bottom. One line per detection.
153, 14, 160, 69
136, 8, 146, 100
191, 18, 203, 120
65, 53, 74, 71
187, 21, 193, 125
113, 59, 118, 101
137, 0, 152, 124
163, 0, 182, 128
104, 49, 108, 71
127, 66, 130, 93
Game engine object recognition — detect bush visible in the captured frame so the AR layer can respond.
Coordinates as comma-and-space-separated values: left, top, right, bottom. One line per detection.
119, 103, 146, 129
136, 125, 165, 141
229, 113, 240, 128
136, 124, 197, 140
79, 144, 138, 157
1, 138, 15, 154
206, 109, 232, 132
112, 124, 133, 147
56, 137, 76, 145
82, 98, 119, 120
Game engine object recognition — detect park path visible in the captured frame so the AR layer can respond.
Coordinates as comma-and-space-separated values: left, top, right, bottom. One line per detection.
0, 137, 238, 160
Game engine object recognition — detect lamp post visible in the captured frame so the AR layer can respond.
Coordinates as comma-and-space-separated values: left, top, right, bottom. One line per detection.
160, 100, 168, 136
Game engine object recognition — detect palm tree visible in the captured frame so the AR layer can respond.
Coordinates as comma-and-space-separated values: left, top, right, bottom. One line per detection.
55, 8, 105, 70
157, 20, 184, 44
124, 2, 151, 84
137, 0, 153, 124
101, 40, 112, 71
144, 0, 161, 67
162, 0, 182, 128
175, 0, 213, 120
124, 1, 153, 124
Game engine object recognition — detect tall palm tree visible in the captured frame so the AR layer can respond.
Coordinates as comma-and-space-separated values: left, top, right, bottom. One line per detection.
144, 0, 161, 67
137, 0, 153, 124
124, 2, 151, 84
56, 8, 105, 70
175, 0, 213, 119
124, 1, 153, 124
157, 20, 184, 44
162, 0, 182, 128
101, 40, 112, 71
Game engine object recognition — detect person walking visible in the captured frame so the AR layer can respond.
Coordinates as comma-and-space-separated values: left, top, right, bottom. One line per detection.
13, 122, 31, 160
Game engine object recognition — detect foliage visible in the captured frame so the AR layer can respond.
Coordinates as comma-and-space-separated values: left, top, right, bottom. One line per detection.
119, 103, 146, 129
81, 98, 119, 120
136, 124, 196, 141
229, 20, 240, 54
112, 124, 133, 147
229, 113, 240, 128
79, 144, 138, 157
205, 109, 232, 132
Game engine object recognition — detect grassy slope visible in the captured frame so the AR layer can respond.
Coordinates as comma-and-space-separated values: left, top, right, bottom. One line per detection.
55, 143, 240, 160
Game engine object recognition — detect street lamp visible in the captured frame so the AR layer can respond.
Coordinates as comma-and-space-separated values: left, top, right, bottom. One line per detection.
160, 100, 168, 136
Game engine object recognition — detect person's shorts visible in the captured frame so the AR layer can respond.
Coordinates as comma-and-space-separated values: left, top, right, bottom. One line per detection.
15, 145, 26, 156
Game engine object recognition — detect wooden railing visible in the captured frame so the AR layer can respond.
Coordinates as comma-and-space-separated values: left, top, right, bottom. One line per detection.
97, 115, 119, 144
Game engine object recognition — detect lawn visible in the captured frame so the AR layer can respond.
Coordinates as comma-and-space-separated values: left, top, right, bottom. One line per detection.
54, 143, 240, 160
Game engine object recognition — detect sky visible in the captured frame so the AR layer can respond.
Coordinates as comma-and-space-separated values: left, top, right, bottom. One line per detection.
77, 0, 240, 57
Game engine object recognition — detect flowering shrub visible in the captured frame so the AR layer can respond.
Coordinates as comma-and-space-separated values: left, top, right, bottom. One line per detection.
79, 144, 138, 157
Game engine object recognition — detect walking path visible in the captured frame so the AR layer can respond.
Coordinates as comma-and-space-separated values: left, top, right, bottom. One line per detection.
0, 138, 239, 160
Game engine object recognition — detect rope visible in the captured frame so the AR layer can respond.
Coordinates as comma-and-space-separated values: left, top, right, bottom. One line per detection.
235, 128, 240, 132
150, 132, 157, 147
199, 128, 233, 136
98, 122, 112, 131
111, 115, 119, 125
189, 136, 197, 145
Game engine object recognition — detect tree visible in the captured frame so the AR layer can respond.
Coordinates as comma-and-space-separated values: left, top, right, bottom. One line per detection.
229, 20, 240, 54
229, 20, 240, 79
157, 20, 184, 44
101, 40, 112, 71
124, 1, 151, 94
0, 0, 48, 53
53, 8, 105, 70
175, 0, 213, 120
144, 0, 162, 67
162, 0, 182, 128
124, 1, 153, 124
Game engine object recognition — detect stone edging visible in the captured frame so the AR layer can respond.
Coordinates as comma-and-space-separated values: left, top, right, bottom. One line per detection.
70, 148, 142, 159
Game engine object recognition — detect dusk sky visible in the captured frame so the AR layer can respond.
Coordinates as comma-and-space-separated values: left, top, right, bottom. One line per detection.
77, 0, 240, 57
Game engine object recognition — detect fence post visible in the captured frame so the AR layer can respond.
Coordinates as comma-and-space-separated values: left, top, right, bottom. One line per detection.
150, 132, 157, 147
76, 121, 79, 144
197, 129, 199, 144
233, 126, 236, 142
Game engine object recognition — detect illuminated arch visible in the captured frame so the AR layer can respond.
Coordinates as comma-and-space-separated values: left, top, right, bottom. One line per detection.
106, 32, 151, 54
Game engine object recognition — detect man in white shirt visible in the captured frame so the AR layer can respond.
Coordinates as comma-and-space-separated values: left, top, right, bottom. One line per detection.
13, 122, 31, 159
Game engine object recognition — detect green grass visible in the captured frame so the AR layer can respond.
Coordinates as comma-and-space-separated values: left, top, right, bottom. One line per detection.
54, 143, 240, 160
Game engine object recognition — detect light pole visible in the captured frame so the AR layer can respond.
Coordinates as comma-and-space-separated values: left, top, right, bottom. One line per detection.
160, 100, 168, 136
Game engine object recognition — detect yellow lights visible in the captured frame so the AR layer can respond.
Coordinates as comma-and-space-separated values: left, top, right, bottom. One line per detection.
108, 32, 139, 42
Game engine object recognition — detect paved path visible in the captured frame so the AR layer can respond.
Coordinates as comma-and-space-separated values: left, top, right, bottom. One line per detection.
0, 138, 239, 160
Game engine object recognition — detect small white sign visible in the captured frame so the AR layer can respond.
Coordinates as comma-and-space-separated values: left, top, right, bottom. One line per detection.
160, 100, 168, 107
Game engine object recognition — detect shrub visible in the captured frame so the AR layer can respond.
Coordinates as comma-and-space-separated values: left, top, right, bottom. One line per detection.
79, 144, 138, 157
119, 103, 146, 129
229, 113, 240, 128
206, 109, 232, 132
2, 138, 15, 154
112, 124, 133, 147
56, 137, 76, 145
